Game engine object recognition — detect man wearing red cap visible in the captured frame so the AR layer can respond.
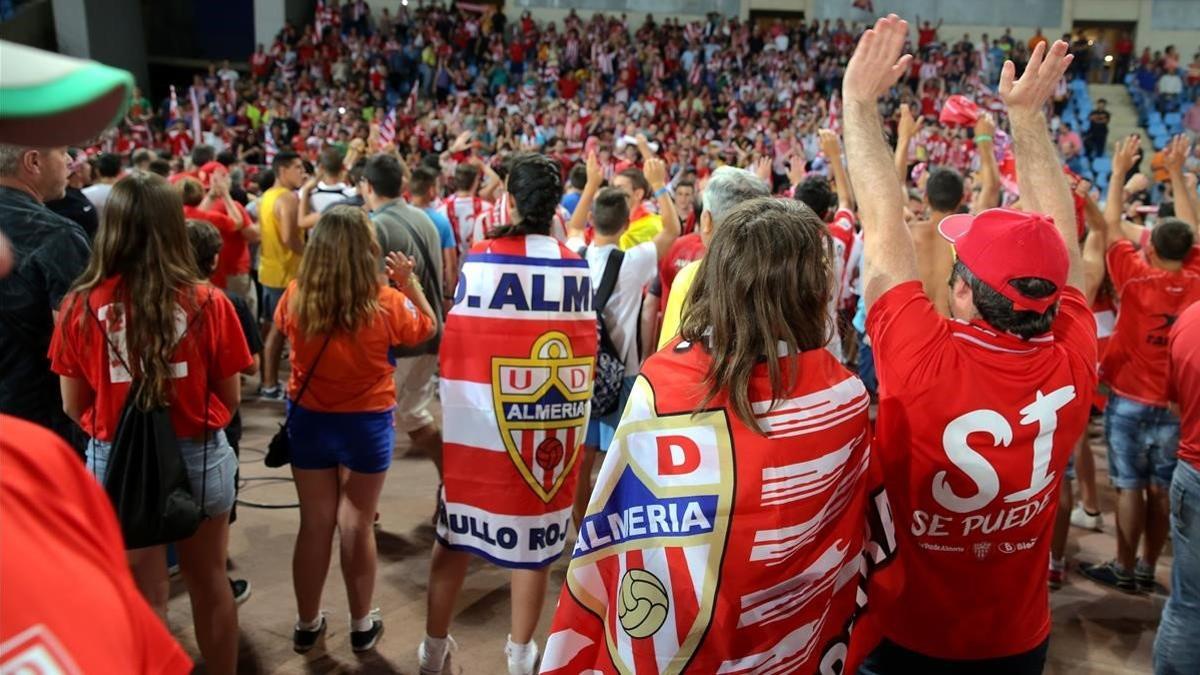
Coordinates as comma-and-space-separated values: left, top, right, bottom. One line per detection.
843, 17, 1096, 673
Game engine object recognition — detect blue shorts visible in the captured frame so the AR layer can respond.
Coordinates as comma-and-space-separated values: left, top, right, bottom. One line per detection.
1104, 393, 1180, 490
585, 376, 637, 452
87, 431, 237, 516
287, 403, 395, 474
261, 284, 286, 324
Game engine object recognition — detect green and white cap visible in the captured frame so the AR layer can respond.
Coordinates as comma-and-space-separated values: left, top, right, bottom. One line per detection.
0, 40, 133, 146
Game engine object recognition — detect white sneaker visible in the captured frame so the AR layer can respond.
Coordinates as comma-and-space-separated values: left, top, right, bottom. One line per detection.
505, 636, 539, 675
1070, 504, 1103, 531
418, 634, 457, 675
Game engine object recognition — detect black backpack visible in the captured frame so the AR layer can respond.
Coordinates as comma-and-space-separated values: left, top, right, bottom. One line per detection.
90, 295, 212, 549
583, 247, 626, 417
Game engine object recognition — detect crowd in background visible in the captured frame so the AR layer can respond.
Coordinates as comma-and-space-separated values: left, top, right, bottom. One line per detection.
2, 4, 1200, 675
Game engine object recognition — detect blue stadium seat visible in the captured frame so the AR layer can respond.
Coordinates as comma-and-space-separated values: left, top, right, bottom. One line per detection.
1091, 156, 1112, 178
1153, 134, 1169, 150
1165, 112, 1183, 133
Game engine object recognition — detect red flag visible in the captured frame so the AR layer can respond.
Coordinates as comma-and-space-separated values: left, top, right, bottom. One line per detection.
938, 95, 980, 127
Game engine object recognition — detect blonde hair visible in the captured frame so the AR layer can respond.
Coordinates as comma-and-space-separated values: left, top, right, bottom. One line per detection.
291, 205, 382, 336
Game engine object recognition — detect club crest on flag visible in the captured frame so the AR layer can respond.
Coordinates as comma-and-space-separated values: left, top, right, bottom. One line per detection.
492, 331, 592, 504
567, 391, 734, 674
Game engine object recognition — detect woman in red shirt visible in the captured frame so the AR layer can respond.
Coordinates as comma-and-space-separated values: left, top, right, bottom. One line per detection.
50, 173, 253, 675
275, 206, 436, 654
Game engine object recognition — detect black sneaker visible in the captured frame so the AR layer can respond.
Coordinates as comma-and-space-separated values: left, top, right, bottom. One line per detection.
293, 616, 327, 654
1079, 561, 1138, 594
1134, 564, 1157, 594
230, 578, 252, 606
351, 612, 384, 653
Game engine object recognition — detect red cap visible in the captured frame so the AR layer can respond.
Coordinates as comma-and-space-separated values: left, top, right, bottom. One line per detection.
938, 208, 1068, 313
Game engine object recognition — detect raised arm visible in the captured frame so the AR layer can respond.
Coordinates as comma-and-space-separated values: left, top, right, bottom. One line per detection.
1001, 39, 1082, 290
843, 15, 919, 308
645, 157, 681, 260
894, 103, 919, 188
1078, 181, 1108, 305
1104, 134, 1142, 245
819, 129, 854, 212
565, 152, 603, 241
1165, 134, 1197, 230
971, 113, 1000, 212
298, 175, 322, 230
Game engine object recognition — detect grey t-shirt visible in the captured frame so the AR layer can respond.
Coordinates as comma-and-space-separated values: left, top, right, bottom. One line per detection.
370, 199, 443, 355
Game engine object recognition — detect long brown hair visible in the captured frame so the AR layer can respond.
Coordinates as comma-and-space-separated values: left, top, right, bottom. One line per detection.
291, 205, 382, 336
679, 198, 835, 433
65, 172, 203, 408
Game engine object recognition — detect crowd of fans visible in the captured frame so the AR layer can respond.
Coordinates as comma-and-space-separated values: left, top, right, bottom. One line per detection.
1, 4, 1200, 675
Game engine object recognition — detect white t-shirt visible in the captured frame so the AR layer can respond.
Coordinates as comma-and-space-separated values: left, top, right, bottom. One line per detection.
309, 181, 356, 214
585, 242, 657, 376
81, 183, 113, 216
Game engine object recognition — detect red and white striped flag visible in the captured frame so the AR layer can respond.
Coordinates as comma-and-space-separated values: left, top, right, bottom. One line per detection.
169, 84, 180, 121
188, 85, 203, 144
264, 124, 278, 163
380, 108, 396, 146
403, 87, 418, 115
314, 0, 326, 37
827, 90, 843, 134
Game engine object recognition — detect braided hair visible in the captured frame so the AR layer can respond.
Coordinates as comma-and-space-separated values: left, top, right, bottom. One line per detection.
492, 153, 563, 238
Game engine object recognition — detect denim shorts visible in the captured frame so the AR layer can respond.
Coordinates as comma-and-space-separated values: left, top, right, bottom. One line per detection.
261, 284, 286, 324
87, 431, 237, 516
287, 403, 395, 474
1104, 393, 1180, 490
585, 376, 637, 452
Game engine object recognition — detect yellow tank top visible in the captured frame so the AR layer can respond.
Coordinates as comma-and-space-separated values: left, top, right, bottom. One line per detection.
257, 186, 301, 288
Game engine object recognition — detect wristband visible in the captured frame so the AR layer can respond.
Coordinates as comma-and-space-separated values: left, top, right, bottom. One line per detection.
654, 186, 671, 198
974, 134, 993, 143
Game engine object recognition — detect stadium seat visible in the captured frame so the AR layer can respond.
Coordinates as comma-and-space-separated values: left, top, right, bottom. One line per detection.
1091, 156, 1112, 178
1164, 112, 1182, 133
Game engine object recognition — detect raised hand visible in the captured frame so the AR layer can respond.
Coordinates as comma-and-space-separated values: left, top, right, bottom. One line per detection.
385, 251, 416, 287
644, 157, 668, 191
585, 151, 603, 188
1164, 134, 1192, 174
787, 152, 807, 186
999, 40, 1073, 114
898, 104, 921, 140
843, 14, 912, 104
818, 129, 842, 159
974, 112, 996, 139
1112, 134, 1141, 177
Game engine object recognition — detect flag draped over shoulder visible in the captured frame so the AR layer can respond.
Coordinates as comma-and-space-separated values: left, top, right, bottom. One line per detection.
541, 339, 898, 674
437, 234, 598, 568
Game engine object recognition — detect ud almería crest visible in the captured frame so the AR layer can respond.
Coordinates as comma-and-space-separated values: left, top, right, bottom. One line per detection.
492, 331, 593, 503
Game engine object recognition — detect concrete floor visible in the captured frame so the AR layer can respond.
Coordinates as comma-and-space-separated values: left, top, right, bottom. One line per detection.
165, 396, 1168, 674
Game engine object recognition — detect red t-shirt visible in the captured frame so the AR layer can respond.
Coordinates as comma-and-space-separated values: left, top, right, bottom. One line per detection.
829, 208, 862, 308
0, 416, 191, 674
204, 200, 253, 283
276, 282, 434, 412
657, 233, 706, 311
866, 281, 1096, 659
1101, 242, 1200, 406
1170, 302, 1200, 471
49, 279, 253, 442
918, 27, 937, 47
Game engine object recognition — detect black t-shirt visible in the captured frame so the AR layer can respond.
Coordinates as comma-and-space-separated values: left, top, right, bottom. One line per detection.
45, 187, 98, 240
0, 187, 91, 440
1088, 110, 1111, 134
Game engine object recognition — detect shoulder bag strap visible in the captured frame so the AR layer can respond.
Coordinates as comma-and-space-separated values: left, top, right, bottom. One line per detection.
284, 333, 334, 425
379, 203, 442, 306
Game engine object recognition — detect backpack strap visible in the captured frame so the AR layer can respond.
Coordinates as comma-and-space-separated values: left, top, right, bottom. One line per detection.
594, 248, 624, 314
